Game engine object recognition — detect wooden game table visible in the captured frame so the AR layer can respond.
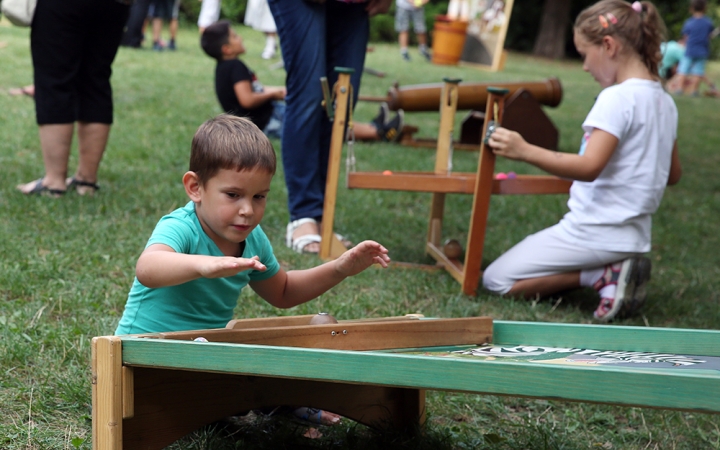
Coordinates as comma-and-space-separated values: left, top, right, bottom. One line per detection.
92, 315, 720, 449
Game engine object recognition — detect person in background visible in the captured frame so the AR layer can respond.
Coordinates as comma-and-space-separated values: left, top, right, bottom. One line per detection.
200, 20, 404, 143
244, 0, 279, 59
148, 0, 177, 51
395, 0, 431, 61
267, 0, 392, 254
17, 0, 131, 197
198, 0, 222, 34
483, 0, 681, 322
672, 0, 715, 96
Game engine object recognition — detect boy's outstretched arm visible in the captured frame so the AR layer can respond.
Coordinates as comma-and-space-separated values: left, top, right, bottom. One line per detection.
136, 244, 267, 288
488, 126, 617, 182
234, 81, 286, 109
250, 241, 390, 309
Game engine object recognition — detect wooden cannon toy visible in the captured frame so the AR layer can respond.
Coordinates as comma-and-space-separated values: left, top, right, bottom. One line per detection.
361, 77, 563, 151
320, 70, 571, 295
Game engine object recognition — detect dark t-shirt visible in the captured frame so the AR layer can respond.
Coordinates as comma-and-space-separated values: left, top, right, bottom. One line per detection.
682, 16, 714, 59
215, 58, 273, 130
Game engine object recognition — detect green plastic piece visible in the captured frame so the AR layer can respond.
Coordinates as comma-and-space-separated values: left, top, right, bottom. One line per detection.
442, 77, 462, 84
334, 67, 355, 74
487, 86, 510, 95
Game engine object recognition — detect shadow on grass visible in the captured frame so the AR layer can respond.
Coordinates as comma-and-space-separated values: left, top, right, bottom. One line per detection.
166, 409, 458, 450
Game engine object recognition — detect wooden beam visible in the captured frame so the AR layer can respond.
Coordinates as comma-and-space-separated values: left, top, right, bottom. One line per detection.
138, 317, 493, 351
226, 315, 317, 329
347, 172, 570, 195
348, 171, 477, 194
226, 314, 424, 330
92, 336, 123, 450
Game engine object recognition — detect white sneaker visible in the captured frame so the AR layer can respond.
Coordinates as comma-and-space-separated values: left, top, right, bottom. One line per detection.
593, 256, 651, 322
261, 45, 276, 60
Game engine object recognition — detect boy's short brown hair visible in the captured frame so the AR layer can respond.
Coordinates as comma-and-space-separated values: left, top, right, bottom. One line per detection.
190, 114, 276, 184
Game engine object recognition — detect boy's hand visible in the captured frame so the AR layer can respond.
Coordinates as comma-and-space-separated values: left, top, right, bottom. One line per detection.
267, 86, 286, 100
198, 255, 266, 279
334, 240, 390, 277
487, 127, 529, 161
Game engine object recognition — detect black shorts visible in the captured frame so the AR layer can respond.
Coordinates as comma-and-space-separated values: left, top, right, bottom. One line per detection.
149, 0, 175, 19
31, 0, 129, 124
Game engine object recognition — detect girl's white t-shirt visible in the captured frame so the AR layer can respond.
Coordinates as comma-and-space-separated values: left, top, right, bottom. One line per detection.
557, 78, 678, 253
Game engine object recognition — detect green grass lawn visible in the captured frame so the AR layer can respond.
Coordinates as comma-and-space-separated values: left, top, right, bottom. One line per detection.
1, 19, 720, 449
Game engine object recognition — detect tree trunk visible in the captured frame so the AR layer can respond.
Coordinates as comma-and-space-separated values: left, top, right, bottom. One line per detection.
532, 0, 573, 59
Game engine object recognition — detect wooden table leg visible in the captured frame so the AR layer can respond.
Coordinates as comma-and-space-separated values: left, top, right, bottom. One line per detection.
92, 337, 123, 450
463, 88, 508, 295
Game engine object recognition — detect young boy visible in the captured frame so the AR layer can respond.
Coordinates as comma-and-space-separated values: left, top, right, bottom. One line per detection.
395, 0, 431, 61
200, 20, 404, 141
673, 0, 716, 96
115, 115, 390, 335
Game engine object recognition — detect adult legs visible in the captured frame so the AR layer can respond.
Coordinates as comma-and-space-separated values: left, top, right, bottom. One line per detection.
269, 0, 368, 251
70, 0, 127, 191
268, 0, 326, 251
21, 0, 127, 195
73, 123, 111, 186
197, 0, 221, 33
16, 124, 73, 193
269, 0, 327, 221
120, 0, 151, 47
23, 0, 84, 194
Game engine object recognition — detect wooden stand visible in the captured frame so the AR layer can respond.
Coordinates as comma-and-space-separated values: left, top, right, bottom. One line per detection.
319, 68, 354, 260
342, 80, 572, 295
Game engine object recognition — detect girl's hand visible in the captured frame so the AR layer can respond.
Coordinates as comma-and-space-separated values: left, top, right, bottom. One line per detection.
198, 255, 266, 279
487, 127, 529, 161
335, 241, 390, 277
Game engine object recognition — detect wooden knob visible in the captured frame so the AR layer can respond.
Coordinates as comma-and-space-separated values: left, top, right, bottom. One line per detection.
443, 239, 463, 260
309, 312, 338, 325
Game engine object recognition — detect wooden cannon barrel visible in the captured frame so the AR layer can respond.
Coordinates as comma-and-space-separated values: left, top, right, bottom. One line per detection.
385, 77, 562, 112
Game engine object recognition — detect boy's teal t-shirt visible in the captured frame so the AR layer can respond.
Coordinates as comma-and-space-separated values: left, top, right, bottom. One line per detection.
115, 201, 280, 335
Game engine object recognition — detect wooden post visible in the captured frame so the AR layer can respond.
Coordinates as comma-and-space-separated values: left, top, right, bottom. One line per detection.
320, 67, 354, 260
92, 336, 124, 450
427, 78, 461, 248
462, 87, 509, 295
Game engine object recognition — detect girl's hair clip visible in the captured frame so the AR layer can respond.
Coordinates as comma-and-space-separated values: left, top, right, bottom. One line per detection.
606, 12, 618, 24
632, 1, 642, 13
599, 14, 609, 28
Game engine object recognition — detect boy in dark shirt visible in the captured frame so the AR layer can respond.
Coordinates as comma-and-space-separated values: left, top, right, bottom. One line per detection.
200, 20, 403, 141
673, 0, 716, 96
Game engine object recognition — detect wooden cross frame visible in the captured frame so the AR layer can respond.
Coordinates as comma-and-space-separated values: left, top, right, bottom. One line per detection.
321, 72, 572, 295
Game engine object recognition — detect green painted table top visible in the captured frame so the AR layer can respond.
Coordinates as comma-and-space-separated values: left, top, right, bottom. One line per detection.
119, 321, 720, 414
